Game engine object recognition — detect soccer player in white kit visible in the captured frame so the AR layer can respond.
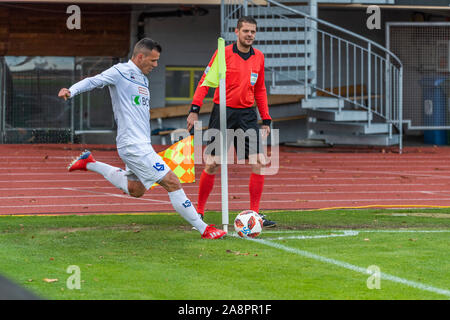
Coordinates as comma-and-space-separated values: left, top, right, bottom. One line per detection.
58, 38, 226, 239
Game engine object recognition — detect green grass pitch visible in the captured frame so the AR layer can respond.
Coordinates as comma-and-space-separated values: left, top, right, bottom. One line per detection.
0, 209, 449, 300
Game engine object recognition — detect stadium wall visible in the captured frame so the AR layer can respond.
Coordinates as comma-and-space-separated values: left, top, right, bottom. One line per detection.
1, 3, 449, 145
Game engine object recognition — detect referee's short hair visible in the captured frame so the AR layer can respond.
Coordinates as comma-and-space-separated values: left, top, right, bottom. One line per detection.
132, 38, 162, 57
237, 16, 257, 29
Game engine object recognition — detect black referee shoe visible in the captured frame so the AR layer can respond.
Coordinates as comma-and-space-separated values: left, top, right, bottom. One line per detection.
259, 213, 276, 228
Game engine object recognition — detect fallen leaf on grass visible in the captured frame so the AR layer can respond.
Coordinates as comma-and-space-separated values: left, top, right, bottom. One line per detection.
43, 278, 58, 283
226, 250, 253, 256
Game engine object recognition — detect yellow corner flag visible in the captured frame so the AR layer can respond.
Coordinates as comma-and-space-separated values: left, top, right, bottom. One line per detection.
201, 37, 226, 88
151, 136, 195, 189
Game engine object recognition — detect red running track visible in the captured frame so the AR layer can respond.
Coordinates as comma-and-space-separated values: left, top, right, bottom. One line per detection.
2, 144, 450, 215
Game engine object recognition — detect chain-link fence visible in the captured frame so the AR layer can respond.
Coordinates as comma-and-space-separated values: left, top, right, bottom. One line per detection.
388, 22, 450, 130
0, 56, 120, 143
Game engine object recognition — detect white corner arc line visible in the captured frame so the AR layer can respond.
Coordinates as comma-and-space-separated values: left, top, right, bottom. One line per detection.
233, 234, 450, 298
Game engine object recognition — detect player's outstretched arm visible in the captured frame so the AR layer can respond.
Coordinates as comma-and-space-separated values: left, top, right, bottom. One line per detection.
58, 88, 71, 101
60, 66, 118, 100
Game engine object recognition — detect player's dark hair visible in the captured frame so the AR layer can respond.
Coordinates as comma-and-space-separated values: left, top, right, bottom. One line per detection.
132, 38, 162, 57
237, 16, 257, 30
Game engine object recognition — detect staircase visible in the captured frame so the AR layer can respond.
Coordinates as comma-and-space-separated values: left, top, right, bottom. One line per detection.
221, 0, 403, 150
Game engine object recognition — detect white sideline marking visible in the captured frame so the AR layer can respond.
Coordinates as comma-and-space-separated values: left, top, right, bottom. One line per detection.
263, 230, 359, 240
361, 229, 450, 233
232, 230, 450, 298
262, 229, 450, 240
263, 229, 450, 234
251, 238, 450, 298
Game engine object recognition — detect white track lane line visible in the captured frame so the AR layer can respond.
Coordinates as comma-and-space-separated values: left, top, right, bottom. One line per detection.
3, 198, 450, 210
0, 183, 446, 192
280, 166, 450, 179
62, 187, 172, 204
0, 202, 171, 209
1, 190, 447, 200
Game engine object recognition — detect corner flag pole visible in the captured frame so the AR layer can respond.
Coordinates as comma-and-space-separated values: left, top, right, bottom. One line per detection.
217, 38, 229, 233
200, 37, 228, 232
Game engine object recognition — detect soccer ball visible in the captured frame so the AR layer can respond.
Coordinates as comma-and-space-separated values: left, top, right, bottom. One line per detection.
234, 210, 263, 238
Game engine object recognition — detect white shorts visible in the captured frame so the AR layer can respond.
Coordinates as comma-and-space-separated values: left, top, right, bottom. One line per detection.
117, 143, 170, 190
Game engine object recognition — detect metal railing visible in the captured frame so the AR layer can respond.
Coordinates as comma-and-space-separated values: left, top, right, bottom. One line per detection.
222, 0, 403, 149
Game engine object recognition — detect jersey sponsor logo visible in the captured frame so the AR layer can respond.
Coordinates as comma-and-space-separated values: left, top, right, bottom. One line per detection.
250, 72, 258, 86
204, 66, 210, 75
152, 162, 165, 171
131, 95, 149, 107
182, 200, 192, 208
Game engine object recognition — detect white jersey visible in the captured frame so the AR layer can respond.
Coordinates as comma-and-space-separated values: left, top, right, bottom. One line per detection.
69, 60, 151, 148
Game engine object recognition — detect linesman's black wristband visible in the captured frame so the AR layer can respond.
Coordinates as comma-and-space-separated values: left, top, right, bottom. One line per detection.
189, 105, 200, 114
262, 119, 272, 126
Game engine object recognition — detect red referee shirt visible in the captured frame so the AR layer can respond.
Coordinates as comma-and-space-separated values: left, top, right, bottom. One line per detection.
192, 43, 271, 122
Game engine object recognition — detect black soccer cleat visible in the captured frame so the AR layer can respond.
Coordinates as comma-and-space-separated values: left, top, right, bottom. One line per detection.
259, 213, 276, 228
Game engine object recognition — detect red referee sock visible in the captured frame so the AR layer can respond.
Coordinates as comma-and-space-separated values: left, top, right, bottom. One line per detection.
249, 173, 264, 213
197, 170, 215, 216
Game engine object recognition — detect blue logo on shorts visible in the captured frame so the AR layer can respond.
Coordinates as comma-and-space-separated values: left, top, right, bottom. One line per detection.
153, 162, 165, 171
182, 200, 192, 208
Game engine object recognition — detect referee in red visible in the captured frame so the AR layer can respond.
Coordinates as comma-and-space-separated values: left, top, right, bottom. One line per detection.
186, 16, 276, 227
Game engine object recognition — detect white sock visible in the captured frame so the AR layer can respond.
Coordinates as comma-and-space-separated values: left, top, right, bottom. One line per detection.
86, 162, 129, 194
168, 189, 207, 234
